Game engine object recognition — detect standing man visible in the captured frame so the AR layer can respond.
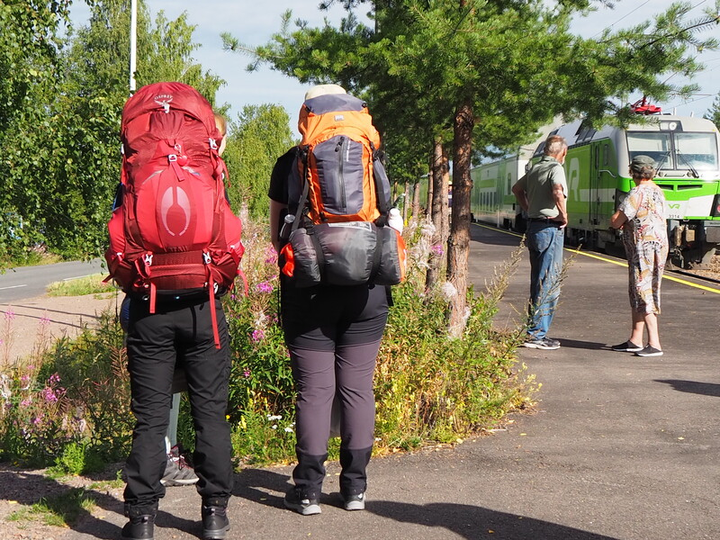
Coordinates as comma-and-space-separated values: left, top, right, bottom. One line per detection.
512, 134, 568, 350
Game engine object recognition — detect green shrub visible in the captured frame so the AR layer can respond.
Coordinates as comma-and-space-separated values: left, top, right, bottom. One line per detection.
51, 440, 106, 476
46, 273, 115, 297
0, 216, 537, 470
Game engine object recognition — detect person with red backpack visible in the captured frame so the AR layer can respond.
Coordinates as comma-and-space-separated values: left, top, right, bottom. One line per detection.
106, 83, 242, 540
269, 84, 403, 515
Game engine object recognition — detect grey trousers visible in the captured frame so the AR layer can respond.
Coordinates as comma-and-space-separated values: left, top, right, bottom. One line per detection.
290, 340, 382, 497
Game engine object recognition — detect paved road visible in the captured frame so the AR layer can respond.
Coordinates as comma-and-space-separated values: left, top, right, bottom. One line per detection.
0, 259, 105, 302
60, 224, 719, 540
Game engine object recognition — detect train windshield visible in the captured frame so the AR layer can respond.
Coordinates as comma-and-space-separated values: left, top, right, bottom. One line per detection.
627, 131, 719, 172
674, 132, 718, 171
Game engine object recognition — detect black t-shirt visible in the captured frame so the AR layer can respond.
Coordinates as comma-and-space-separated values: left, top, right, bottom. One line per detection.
268, 147, 297, 204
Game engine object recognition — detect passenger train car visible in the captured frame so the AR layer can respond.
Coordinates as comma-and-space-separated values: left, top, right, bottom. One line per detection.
470, 112, 720, 267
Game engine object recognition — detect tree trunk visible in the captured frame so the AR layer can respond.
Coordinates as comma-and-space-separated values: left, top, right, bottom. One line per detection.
426, 137, 447, 290
425, 153, 434, 219
440, 144, 451, 248
447, 100, 474, 337
411, 180, 421, 220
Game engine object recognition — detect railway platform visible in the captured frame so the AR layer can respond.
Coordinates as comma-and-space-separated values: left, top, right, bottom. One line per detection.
61, 223, 720, 540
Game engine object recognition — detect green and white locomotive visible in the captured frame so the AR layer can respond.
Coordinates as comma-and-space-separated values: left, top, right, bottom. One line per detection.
471, 111, 720, 267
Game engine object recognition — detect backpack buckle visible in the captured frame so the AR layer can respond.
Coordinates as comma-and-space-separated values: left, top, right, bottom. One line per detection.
203, 252, 212, 265
168, 154, 177, 162
143, 253, 153, 266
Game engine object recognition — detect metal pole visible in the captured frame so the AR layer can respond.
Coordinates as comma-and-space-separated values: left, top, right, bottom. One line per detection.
129, 0, 137, 93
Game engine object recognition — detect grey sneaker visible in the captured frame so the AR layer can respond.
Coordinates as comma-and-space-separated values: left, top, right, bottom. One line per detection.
524, 337, 560, 350
284, 488, 321, 516
635, 345, 663, 357
161, 446, 199, 486
342, 492, 366, 511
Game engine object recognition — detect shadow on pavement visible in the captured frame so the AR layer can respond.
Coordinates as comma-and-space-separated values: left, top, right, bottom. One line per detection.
470, 225, 522, 247
655, 379, 720, 398
233, 468, 292, 509
557, 339, 608, 351
368, 500, 619, 540
0, 466, 124, 539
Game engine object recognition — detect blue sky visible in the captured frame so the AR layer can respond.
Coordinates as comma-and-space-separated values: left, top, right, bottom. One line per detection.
71, 1, 720, 137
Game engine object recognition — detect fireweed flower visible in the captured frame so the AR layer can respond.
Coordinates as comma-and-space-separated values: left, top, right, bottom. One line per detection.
251, 329, 265, 342
243, 370, 251, 378
256, 281, 273, 294
431, 244, 444, 256
3, 309, 16, 322
42, 387, 58, 403
264, 246, 278, 265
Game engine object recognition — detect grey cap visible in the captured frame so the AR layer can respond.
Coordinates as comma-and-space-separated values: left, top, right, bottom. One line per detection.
630, 155, 656, 172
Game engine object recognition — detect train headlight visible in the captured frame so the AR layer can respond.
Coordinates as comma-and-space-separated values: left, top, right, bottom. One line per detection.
659, 121, 680, 131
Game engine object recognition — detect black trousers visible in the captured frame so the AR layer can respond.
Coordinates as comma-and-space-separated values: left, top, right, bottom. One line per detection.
123, 296, 233, 512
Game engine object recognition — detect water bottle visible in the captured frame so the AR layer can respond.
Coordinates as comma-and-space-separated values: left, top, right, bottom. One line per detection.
387, 207, 403, 234
279, 214, 295, 240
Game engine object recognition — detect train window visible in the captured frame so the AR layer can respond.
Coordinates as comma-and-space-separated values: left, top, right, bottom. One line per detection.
603, 144, 609, 166
507, 173, 511, 195
674, 132, 718, 171
627, 132, 672, 170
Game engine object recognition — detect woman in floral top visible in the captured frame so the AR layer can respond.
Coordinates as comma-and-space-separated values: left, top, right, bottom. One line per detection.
610, 154, 668, 357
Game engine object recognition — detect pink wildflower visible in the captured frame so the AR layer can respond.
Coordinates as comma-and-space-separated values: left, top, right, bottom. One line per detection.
243, 370, 251, 378
431, 244, 444, 256
251, 329, 266, 343
41, 387, 58, 403
264, 246, 278, 264
256, 281, 273, 294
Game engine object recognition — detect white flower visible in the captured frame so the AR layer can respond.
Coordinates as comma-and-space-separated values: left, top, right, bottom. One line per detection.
266, 414, 282, 421
284, 426, 294, 433
441, 281, 457, 300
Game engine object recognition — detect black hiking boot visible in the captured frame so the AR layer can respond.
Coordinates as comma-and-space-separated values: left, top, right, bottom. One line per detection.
202, 499, 230, 540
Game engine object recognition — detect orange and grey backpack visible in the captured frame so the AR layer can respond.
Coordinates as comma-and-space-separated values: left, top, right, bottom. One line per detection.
279, 92, 406, 287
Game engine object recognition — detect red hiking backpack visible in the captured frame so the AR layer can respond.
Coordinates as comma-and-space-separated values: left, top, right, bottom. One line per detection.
105, 82, 244, 346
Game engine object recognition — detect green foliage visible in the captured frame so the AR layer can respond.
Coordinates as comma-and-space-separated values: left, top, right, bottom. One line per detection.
706, 92, 720, 130
50, 440, 106, 476
223, 105, 295, 219
0, 217, 535, 469
231, 410, 297, 466
7, 487, 96, 527
48, 310, 134, 463
374, 224, 532, 448
0, 0, 226, 266
224, 220, 295, 422
0, 362, 85, 467
46, 274, 116, 297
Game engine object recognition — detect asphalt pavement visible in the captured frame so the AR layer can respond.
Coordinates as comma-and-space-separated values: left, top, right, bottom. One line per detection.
61, 223, 720, 540
0, 259, 105, 302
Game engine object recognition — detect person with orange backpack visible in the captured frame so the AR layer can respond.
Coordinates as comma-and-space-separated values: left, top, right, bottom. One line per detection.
106, 82, 243, 540
269, 84, 404, 515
